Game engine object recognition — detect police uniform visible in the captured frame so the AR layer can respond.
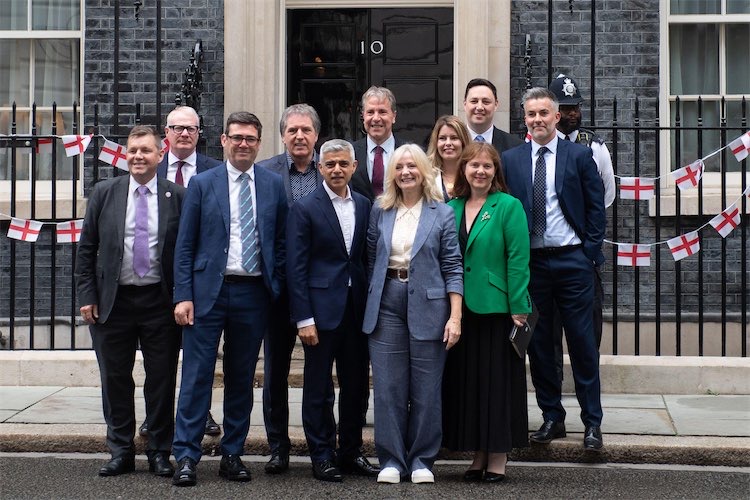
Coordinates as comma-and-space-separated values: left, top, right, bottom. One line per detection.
558, 129, 616, 208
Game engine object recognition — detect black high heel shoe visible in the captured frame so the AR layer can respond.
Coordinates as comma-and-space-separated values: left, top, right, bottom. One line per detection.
483, 471, 506, 483
463, 468, 484, 482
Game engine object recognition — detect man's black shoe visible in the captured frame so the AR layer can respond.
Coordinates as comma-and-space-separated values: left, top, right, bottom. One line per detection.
312, 460, 343, 482
338, 455, 379, 477
530, 420, 567, 443
98, 456, 135, 476
583, 426, 603, 451
138, 420, 148, 437
148, 452, 174, 477
172, 457, 197, 486
219, 455, 251, 482
264, 451, 290, 474
204, 411, 221, 436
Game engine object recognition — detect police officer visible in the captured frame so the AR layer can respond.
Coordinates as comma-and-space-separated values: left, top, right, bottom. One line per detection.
548, 74, 614, 353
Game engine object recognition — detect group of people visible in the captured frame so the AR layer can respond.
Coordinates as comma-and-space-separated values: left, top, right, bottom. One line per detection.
75, 73, 611, 487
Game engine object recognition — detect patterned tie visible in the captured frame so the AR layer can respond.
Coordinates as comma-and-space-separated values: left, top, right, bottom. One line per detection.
564, 135, 571, 141
372, 146, 384, 197
532, 146, 549, 237
239, 172, 259, 273
174, 160, 185, 186
474, 135, 485, 142
133, 185, 150, 277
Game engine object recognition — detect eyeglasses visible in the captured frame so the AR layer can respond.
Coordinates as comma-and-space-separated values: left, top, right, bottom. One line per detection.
167, 125, 199, 135
227, 135, 260, 146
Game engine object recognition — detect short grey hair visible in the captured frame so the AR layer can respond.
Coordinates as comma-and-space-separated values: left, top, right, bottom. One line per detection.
319, 139, 355, 161
166, 106, 200, 125
521, 87, 559, 112
361, 86, 396, 113
279, 103, 321, 136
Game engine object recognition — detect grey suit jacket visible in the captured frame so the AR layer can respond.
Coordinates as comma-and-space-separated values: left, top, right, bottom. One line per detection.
256, 152, 322, 207
350, 135, 406, 202
362, 199, 463, 340
491, 125, 524, 156
75, 175, 186, 323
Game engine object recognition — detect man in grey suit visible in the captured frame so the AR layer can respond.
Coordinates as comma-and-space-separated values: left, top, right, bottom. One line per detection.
157, 106, 221, 185
76, 125, 185, 478
256, 103, 322, 474
463, 78, 523, 154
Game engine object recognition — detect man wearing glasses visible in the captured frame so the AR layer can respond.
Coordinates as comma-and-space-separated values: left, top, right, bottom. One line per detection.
171, 112, 288, 486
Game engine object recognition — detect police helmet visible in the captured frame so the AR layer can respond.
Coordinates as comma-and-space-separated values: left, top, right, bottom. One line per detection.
549, 74, 583, 105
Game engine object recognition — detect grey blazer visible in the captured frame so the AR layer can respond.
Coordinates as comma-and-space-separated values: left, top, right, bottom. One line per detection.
362, 199, 463, 340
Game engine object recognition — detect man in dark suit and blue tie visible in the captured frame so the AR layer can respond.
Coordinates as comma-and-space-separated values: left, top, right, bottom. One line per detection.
463, 78, 523, 154
171, 111, 288, 486
286, 139, 378, 482
76, 125, 185, 477
502, 87, 606, 451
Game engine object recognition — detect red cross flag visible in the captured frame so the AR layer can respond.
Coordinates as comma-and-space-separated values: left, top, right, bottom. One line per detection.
56, 219, 84, 243
161, 138, 170, 154
672, 160, 703, 191
524, 132, 532, 143
709, 204, 741, 238
616, 243, 651, 267
619, 177, 655, 200
36, 137, 54, 155
667, 231, 700, 261
61, 134, 92, 157
98, 139, 129, 171
729, 131, 750, 162
7, 217, 43, 242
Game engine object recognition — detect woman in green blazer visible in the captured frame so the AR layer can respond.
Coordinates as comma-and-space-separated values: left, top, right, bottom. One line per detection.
442, 141, 532, 482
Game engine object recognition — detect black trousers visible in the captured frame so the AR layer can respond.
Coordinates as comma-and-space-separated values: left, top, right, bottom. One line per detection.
91, 284, 180, 459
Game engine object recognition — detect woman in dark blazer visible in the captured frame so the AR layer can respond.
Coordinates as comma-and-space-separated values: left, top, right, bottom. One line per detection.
426, 115, 471, 201
443, 141, 532, 482
363, 144, 463, 484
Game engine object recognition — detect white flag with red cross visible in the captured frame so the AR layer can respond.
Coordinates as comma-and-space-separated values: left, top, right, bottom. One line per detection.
161, 138, 170, 154
728, 131, 750, 162
61, 134, 92, 157
619, 177, 655, 200
36, 137, 54, 154
7, 217, 43, 242
98, 139, 129, 171
672, 160, 703, 191
667, 231, 700, 261
616, 243, 651, 267
709, 204, 741, 238
56, 219, 84, 243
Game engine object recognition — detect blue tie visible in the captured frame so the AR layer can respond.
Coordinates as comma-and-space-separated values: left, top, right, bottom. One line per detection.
474, 135, 485, 142
239, 173, 259, 273
532, 146, 549, 237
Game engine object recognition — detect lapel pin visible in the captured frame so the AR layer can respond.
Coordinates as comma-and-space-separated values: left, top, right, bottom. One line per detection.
165, 191, 172, 198
481, 211, 491, 221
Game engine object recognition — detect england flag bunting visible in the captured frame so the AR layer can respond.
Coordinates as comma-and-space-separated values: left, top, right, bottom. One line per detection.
98, 139, 129, 171
667, 231, 700, 261
36, 137, 54, 154
56, 220, 84, 243
672, 160, 703, 191
61, 134, 92, 157
709, 204, 741, 238
161, 138, 170, 154
7, 217, 43, 242
619, 176, 655, 200
616, 243, 651, 267
728, 131, 750, 162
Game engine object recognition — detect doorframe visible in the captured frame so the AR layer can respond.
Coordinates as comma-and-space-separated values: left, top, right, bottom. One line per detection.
224, 0, 513, 158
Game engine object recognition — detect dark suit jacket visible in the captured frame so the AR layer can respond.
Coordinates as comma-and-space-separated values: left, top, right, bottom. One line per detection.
156, 152, 221, 180
256, 152, 323, 207
286, 186, 371, 331
350, 135, 406, 202
491, 126, 524, 156
502, 139, 606, 265
75, 175, 186, 323
173, 163, 288, 317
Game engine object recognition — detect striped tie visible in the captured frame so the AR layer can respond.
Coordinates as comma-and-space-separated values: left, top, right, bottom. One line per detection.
474, 135, 485, 142
239, 172, 259, 273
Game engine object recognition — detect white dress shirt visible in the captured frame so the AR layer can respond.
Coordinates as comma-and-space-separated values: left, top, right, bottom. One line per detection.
226, 161, 260, 276
120, 175, 161, 285
469, 125, 494, 143
559, 129, 616, 208
366, 134, 396, 181
530, 137, 582, 250
166, 151, 198, 186
389, 198, 422, 269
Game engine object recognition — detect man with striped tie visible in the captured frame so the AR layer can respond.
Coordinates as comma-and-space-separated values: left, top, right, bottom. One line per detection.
463, 78, 522, 154
171, 111, 288, 486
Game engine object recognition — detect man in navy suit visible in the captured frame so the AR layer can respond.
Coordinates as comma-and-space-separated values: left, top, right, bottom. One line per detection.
171, 111, 288, 486
502, 87, 606, 451
286, 139, 378, 482
256, 103, 322, 474
463, 78, 523, 154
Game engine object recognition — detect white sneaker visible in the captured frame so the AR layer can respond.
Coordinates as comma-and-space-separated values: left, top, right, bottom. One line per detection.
411, 468, 435, 484
377, 467, 401, 484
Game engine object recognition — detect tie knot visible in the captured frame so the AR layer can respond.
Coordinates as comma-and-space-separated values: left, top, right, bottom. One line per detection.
374, 145, 383, 154
474, 135, 485, 142
176, 160, 186, 168
537, 146, 549, 157
239, 172, 249, 182
137, 185, 150, 196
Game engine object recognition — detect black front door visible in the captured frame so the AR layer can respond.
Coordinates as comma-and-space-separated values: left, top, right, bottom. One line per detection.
287, 8, 453, 148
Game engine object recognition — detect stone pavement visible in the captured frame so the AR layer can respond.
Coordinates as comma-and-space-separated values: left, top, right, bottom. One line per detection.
1, 386, 749, 467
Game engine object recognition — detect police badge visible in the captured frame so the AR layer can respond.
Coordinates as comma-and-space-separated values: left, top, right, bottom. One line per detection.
562, 78, 577, 98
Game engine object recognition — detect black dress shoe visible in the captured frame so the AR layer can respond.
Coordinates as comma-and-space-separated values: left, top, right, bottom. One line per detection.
99, 456, 135, 477
530, 420, 567, 443
584, 426, 603, 451
148, 452, 174, 477
172, 457, 197, 487
138, 420, 148, 437
483, 471, 506, 483
338, 455, 379, 477
204, 411, 221, 436
219, 455, 251, 482
312, 460, 343, 482
463, 468, 484, 482
265, 451, 290, 474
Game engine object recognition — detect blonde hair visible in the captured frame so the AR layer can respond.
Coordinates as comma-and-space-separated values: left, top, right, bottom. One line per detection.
379, 144, 443, 210
426, 115, 471, 172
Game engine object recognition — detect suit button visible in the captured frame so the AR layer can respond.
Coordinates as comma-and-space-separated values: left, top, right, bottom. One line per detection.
466, 267, 471, 272
409, 289, 414, 295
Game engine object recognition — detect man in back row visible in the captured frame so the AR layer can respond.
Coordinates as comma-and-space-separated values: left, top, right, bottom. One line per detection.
463, 78, 523, 154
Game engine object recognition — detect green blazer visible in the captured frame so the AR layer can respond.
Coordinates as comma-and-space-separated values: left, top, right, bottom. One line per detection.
449, 191, 532, 315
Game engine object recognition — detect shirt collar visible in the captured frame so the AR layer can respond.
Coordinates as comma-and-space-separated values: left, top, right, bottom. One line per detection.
470, 125, 494, 143
531, 136, 559, 156
226, 161, 254, 182
129, 174, 158, 194
286, 151, 319, 173
367, 134, 395, 154
322, 180, 352, 201
168, 150, 197, 167
556, 129, 578, 142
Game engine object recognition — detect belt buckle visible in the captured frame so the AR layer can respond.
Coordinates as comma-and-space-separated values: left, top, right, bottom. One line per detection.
397, 269, 408, 282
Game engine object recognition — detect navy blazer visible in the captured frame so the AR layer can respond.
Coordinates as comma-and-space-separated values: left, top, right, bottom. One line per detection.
156, 152, 221, 180
256, 152, 323, 207
362, 200, 463, 339
350, 135, 406, 202
502, 139, 606, 265
286, 186, 371, 332
76, 175, 185, 323
172, 163, 288, 317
